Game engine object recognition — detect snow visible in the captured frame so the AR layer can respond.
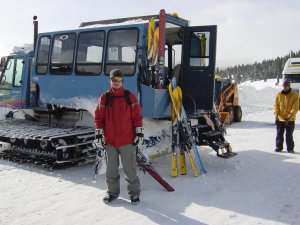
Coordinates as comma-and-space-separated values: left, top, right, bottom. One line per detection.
1, 79, 300, 225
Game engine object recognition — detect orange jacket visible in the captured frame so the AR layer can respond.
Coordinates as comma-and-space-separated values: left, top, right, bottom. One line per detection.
95, 87, 143, 147
274, 89, 299, 122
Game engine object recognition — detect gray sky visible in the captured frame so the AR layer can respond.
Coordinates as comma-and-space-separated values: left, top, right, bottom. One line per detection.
0, 0, 299, 67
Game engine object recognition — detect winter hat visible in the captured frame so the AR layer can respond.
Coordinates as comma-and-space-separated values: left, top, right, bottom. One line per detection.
282, 78, 291, 86
110, 69, 123, 79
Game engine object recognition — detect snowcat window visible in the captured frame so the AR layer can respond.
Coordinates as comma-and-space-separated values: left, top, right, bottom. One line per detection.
291, 62, 300, 66
50, 33, 76, 75
76, 31, 104, 75
36, 36, 51, 74
189, 31, 210, 67
13, 59, 23, 87
284, 74, 300, 83
105, 28, 138, 75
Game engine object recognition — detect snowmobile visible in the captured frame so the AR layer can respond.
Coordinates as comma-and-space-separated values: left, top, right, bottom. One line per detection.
0, 9, 236, 170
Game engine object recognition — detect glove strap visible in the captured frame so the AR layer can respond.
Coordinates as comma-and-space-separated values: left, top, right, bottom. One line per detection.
95, 128, 104, 139
136, 133, 144, 137
135, 127, 144, 136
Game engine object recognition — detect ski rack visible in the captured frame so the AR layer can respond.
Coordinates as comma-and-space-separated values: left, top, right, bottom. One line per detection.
79, 12, 189, 28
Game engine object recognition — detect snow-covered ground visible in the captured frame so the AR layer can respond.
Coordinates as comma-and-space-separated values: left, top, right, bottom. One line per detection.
0, 79, 299, 225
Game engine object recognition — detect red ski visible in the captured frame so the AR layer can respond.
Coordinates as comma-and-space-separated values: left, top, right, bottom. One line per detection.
156, 9, 166, 88
136, 149, 175, 192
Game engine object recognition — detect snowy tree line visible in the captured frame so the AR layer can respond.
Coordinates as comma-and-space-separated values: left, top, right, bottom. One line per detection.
217, 50, 300, 83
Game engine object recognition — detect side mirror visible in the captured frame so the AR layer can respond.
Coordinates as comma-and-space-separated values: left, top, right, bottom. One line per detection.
0, 56, 7, 69
0, 57, 9, 85
0, 75, 6, 85
0, 57, 7, 71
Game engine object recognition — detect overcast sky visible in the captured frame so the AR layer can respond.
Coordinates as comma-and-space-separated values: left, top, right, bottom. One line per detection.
0, 0, 299, 67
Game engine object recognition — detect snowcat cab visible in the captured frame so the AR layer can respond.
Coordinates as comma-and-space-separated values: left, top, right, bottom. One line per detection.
0, 51, 33, 108
282, 58, 300, 108
26, 10, 217, 120
0, 9, 235, 170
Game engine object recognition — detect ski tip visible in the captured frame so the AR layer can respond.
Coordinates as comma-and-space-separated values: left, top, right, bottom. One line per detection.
200, 168, 207, 174
167, 188, 175, 192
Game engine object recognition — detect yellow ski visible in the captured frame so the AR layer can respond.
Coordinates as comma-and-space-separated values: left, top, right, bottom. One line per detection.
152, 27, 159, 65
180, 151, 187, 175
169, 83, 178, 177
185, 146, 198, 177
171, 154, 178, 177
147, 18, 155, 60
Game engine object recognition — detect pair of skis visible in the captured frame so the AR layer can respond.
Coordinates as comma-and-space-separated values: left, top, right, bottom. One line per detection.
147, 9, 166, 88
168, 78, 207, 177
93, 146, 174, 192
136, 148, 174, 192
146, 17, 159, 87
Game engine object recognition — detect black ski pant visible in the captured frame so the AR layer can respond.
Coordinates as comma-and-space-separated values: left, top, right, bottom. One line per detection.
276, 121, 295, 151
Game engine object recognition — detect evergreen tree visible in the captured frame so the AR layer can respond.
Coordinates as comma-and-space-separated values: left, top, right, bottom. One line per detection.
218, 50, 300, 83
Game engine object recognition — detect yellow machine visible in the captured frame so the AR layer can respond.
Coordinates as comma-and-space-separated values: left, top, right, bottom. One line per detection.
215, 76, 242, 124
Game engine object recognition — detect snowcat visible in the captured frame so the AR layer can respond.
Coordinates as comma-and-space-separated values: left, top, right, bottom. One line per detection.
0, 9, 236, 170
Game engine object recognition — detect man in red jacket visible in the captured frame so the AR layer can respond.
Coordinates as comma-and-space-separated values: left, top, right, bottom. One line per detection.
94, 69, 143, 205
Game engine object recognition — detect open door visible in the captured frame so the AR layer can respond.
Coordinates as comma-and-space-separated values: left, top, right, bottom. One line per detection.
180, 25, 217, 113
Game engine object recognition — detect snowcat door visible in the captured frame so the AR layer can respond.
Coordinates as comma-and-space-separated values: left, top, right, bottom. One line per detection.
0, 56, 25, 108
181, 25, 217, 113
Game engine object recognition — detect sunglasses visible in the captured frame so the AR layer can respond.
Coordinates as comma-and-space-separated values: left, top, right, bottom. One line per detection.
111, 77, 123, 82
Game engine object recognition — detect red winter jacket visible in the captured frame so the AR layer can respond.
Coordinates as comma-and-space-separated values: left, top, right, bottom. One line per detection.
94, 87, 143, 147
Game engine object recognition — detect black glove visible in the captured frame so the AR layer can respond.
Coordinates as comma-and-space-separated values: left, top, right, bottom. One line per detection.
94, 128, 106, 149
133, 127, 144, 148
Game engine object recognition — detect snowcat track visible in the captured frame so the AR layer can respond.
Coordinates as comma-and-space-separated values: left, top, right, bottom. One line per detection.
0, 119, 96, 168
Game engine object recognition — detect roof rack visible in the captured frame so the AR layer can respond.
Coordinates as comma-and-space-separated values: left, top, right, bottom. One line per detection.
79, 14, 159, 28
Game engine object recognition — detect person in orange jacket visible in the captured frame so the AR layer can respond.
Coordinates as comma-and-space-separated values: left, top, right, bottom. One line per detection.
94, 69, 143, 205
274, 79, 299, 153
